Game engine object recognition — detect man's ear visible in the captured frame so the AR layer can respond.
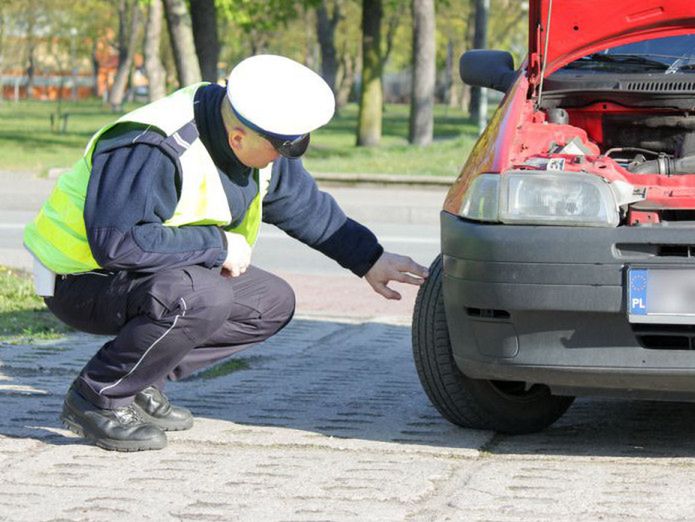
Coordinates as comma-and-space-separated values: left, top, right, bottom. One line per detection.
227, 127, 245, 152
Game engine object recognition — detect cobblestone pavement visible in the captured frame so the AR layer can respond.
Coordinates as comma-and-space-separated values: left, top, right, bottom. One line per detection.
3, 316, 695, 521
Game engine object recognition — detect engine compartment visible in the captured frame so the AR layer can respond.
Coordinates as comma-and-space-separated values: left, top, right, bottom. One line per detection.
500, 94, 695, 225
562, 102, 695, 175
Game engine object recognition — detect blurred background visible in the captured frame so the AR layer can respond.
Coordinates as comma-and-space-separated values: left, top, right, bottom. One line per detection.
0, 0, 528, 177
0, 0, 529, 341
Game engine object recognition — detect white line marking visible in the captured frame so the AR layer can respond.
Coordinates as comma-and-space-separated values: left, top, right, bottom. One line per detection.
0, 224, 25, 230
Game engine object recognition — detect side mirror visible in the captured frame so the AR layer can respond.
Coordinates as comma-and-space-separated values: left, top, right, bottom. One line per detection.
459, 50, 516, 93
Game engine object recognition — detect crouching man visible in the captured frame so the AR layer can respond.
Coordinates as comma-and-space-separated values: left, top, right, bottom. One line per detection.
24, 55, 428, 451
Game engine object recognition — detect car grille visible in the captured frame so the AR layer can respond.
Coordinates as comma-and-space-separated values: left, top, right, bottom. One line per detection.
622, 80, 695, 92
465, 307, 511, 320
656, 244, 695, 257
632, 324, 695, 350
616, 243, 695, 258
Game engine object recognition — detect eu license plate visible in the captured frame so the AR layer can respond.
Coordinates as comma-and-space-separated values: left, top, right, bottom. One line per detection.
628, 268, 695, 324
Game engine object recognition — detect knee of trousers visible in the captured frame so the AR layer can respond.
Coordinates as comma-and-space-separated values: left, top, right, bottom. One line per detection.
262, 275, 296, 335
131, 267, 232, 344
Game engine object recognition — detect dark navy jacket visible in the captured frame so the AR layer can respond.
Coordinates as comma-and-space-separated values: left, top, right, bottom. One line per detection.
83, 84, 383, 277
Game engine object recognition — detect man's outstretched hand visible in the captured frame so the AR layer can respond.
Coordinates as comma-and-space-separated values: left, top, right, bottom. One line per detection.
365, 252, 429, 300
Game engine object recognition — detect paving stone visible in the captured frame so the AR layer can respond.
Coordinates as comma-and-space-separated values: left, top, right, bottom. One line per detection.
3, 316, 695, 520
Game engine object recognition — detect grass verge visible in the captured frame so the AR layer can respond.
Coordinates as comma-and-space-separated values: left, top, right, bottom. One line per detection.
195, 358, 250, 379
0, 266, 72, 344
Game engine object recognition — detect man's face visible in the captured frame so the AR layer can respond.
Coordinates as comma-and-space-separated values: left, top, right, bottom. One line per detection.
228, 128, 280, 169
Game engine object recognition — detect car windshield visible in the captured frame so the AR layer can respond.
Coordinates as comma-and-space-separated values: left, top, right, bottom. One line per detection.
560, 34, 695, 74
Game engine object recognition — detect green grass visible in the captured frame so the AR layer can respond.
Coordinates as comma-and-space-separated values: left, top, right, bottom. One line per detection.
0, 99, 141, 175
305, 103, 478, 177
195, 358, 250, 379
0, 98, 478, 177
0, 266, 72, 343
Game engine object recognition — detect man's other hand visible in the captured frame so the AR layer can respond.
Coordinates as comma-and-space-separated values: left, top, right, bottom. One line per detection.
364, 251, 429, 300
222, 232, 252, 277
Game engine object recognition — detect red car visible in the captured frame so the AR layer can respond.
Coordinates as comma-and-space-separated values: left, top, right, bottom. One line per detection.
413, 0, 695, 433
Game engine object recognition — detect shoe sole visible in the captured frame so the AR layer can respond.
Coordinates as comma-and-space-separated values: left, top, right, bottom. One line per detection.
60, 408, 167, 452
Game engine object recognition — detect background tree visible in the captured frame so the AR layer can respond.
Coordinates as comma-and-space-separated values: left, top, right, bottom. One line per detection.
408, 0, 435, 146
144, 0, 166, 101
356, 0, 382, 147
163, 0, 201, 86
217, 0, 305, 56
11, 3, 39, 99
190, 0, 219, 82
437, 0, 472, 109
469, 0, 489, 129
109, 0, 143, 111
316, 0, 341, 97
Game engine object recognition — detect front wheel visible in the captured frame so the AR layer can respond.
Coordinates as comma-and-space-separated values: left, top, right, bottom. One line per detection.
412, 255, 574, 434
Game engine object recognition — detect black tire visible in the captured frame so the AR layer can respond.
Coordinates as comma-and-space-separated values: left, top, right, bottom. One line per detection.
412, 255, 574, 434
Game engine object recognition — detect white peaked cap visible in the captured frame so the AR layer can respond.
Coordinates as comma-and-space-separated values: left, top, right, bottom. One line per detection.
227, 54, 335, 138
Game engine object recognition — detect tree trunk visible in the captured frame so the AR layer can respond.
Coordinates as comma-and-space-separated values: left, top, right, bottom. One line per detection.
190, 0, 219, 83
0, 9, 5, 103
336, 47, 356, 111
408, 0, 435, 146
144, 0, 167, 101
469, 0, 489, 128
109, 0, 142, 111
316, 0, 340, 95
382, 2, 404, 68
303, 9, 319, 70
446, 39, 461, 108
25, 11, 35, 99
356, 0, 382, 147
91, 40, 100, 98
163, 0, 201, 87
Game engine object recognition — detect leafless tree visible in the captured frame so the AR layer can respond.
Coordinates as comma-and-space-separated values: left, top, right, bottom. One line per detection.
163, 0, 201, 86
109, 0, 143, 111
356, 0, 382, 147
190, 0, 219, 82
316, 0, 342, 95
144, 0, 166, 101
409, 0, 435, 146
469, 0, 489, 128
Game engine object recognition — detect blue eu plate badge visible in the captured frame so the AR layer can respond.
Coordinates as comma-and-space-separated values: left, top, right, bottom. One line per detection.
629, 269, 648, 316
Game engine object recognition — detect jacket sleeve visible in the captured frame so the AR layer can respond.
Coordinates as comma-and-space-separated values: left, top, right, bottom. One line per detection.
262, 158, 383, 277
84, 129, 228, 272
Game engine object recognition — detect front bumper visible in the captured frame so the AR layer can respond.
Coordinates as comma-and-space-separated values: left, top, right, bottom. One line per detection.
441, 210, 695, 400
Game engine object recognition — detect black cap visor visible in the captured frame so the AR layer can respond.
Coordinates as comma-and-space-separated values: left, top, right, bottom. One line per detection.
264, 133, 310, 158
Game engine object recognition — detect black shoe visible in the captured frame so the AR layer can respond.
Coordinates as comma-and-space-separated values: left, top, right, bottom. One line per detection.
133, 386, 194, 432
60, 387, 167, 452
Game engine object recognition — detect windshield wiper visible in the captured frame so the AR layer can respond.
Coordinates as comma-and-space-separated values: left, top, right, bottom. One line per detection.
566, 53, 669, 71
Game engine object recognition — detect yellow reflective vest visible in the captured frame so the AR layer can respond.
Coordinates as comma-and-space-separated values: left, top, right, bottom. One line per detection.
24, 83, 272, 274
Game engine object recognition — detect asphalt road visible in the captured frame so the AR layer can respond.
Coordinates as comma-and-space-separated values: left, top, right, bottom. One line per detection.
0, 171, 443, 318
0, 172, 443, 276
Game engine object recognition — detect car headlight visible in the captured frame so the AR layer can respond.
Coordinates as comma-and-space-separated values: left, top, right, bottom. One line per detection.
459, 174, 500, 222
459, 171, 620, 227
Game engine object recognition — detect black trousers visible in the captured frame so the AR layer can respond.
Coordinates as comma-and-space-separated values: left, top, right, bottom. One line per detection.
45, 265, 295, 409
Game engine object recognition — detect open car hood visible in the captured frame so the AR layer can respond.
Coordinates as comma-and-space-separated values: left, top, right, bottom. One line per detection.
528, 0, 695, 86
